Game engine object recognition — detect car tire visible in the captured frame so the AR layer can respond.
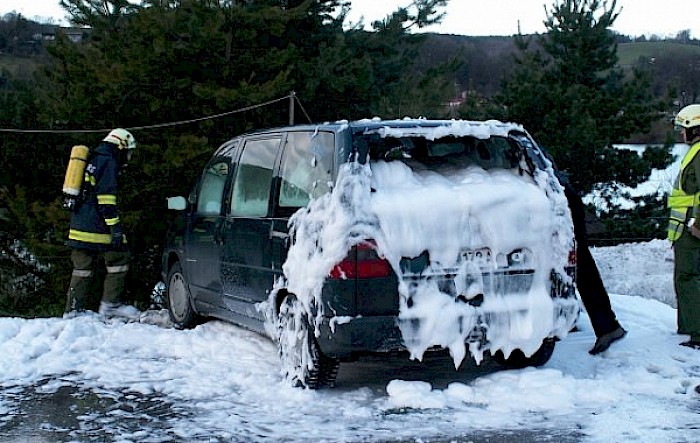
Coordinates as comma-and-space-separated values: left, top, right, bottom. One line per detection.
277, 294, 339, 389
166, 262, 201, 329
493, 337, 556, 369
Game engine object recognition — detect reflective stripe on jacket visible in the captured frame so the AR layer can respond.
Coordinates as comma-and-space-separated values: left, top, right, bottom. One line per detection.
67, 141, 121, 250
667, 141, 700, 242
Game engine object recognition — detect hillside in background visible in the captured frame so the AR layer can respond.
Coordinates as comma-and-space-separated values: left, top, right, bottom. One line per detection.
415, 34, 517, 98
414, 34, 700, 143
418, 34, 700, 101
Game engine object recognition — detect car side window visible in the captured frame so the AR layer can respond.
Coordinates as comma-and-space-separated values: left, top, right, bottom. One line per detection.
196, 159, 230, 216
230, 137, 281, 217
279, 131, 334, 208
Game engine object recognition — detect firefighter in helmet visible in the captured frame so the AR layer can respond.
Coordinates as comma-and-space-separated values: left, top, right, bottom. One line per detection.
65, 128, 139, 319
667, 104, 700, 349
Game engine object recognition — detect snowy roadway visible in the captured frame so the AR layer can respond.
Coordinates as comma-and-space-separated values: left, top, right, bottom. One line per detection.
0, 240, 699, 443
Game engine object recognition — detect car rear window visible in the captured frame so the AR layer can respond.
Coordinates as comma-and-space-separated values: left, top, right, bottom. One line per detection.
360, 134, 520, 171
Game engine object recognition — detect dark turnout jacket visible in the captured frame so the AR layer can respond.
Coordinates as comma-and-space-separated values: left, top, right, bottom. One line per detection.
67, 141, 122, 251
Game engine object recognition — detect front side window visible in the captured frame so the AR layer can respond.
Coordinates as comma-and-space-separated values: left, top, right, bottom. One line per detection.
196, 159, 230, 215
230, 137, 281, 217
279, 131, 334, 208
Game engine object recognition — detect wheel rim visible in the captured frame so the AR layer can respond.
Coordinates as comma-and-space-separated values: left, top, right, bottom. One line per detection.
168, 272, 190, 322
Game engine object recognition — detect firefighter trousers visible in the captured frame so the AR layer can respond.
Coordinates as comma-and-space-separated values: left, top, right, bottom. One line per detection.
673, 229, 700, 341
65, 248, 130, 313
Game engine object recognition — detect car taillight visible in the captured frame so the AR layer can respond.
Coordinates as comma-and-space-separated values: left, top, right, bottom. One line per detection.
329, 241, 391, 279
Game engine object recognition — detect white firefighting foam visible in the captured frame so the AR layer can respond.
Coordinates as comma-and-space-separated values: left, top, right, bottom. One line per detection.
270, 120, 575, 380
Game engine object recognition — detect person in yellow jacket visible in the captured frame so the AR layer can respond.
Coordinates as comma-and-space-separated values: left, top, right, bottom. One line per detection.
65, 128, 140, 320
667, 104, 700, 350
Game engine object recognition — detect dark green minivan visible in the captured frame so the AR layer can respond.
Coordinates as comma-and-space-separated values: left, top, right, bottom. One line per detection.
161, 119, 580, 388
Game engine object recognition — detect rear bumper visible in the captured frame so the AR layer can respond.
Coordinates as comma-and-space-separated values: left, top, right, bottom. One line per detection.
315, 294, 580, 360
316, 315, 404, 359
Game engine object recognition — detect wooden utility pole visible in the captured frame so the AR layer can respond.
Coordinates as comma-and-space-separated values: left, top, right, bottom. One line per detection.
289, 91, 295, 125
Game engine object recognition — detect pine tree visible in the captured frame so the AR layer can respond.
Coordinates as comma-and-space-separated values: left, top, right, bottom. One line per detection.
496, 0, 672, 195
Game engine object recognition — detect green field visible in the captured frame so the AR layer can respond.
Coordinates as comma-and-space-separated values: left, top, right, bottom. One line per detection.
617, 41, 700, 67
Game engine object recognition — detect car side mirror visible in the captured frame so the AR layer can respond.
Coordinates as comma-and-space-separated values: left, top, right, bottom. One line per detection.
167, 196, 187, 211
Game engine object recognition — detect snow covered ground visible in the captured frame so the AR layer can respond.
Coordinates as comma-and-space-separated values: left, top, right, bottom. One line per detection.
0, 239, 698, 443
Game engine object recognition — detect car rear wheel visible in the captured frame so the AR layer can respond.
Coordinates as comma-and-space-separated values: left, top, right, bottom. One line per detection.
166, 262, 201, 329
493, 338, 556, 369
277, 294, 339, 389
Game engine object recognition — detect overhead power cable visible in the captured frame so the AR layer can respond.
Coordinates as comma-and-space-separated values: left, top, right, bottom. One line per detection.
295, 93, 313, 124
0, 94, 295, 134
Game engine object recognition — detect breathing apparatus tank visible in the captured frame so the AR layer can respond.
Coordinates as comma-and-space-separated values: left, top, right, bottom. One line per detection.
62, 145, 90, 211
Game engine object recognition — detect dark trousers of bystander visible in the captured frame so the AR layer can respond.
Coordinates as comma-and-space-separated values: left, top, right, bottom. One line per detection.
562, 182, 622, 338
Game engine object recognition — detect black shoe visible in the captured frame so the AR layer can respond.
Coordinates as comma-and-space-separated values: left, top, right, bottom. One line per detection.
589, 326, 627, 355
680, 340, 700, 350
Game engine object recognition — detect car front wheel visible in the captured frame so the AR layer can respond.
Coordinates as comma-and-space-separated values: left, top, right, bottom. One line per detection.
166, 262, 201, 329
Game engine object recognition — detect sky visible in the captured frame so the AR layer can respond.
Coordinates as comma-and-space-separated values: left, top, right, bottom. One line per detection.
1, 0, 699, 38
0, 122, 698, 442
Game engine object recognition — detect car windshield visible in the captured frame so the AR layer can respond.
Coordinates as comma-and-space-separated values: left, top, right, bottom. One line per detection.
360, 134, 521, 171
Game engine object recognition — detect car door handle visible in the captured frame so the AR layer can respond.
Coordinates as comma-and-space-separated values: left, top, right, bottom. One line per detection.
270, 230, 289, 240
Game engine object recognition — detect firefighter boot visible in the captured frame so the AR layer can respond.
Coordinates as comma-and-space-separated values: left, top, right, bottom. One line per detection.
102, 250, 129, 304
65, 249, 96, 315
99, 250, 139, 320
65, 272, 92, 314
